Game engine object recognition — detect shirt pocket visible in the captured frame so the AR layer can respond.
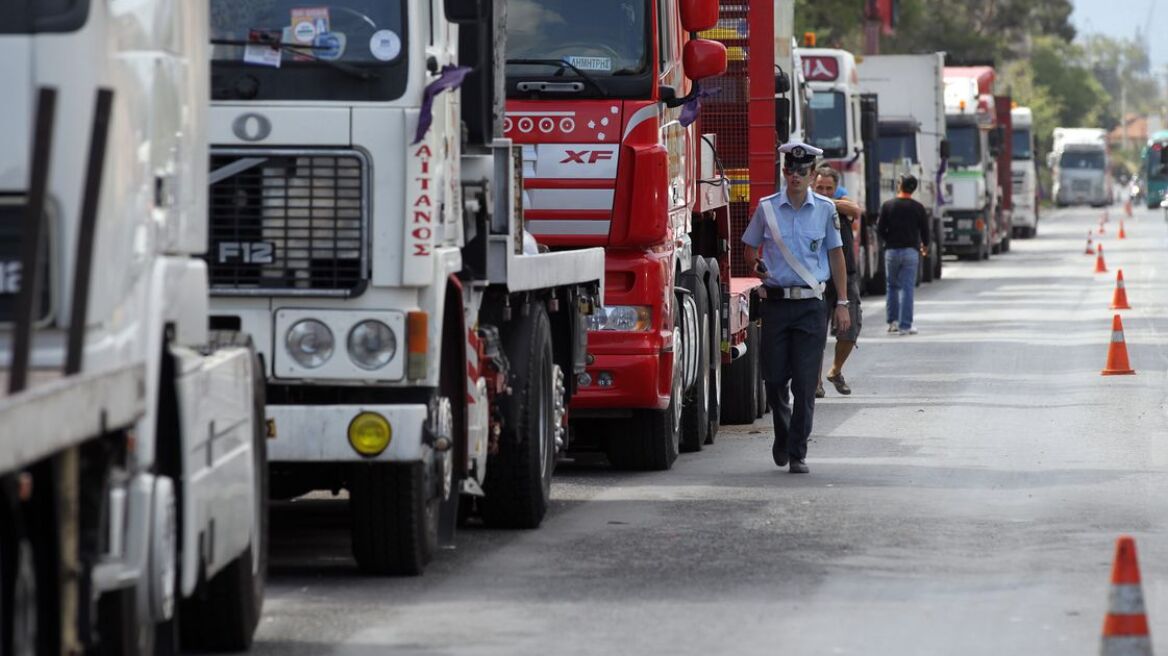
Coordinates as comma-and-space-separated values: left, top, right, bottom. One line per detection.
796, 220, 825, 253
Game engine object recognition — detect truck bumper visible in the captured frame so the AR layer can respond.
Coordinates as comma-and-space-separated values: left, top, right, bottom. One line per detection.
942, 213, 986, 254
571, 336, 673, 412
1013, 204, 1037, 228
267, 403, 429, 462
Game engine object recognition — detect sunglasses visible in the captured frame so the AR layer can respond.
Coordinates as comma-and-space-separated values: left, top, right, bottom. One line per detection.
784, 166, 814, 177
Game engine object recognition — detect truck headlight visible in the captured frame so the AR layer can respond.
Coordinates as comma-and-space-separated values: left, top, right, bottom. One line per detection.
286, 319, 334, 369
348, 320, 397, 370
587, 306, 653, 332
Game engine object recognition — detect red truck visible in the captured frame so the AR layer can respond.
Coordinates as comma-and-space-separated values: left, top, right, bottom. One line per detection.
503, 0, 783, 469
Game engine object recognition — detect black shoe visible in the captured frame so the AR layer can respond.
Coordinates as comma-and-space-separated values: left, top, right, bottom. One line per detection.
772, 440, 788, 467
788, 459, 809, 474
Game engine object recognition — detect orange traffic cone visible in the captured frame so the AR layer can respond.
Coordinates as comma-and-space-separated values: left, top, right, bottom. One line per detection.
1086, 232, 1096, 255
1119, 220, 1127, 240
1110, 270, 1132, 310
1095, 244, 1108, 273
1102, 314, 1136, 376
1101, 536, 1151, 654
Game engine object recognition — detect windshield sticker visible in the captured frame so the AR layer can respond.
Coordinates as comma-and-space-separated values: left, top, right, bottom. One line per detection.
369, 29, 402, 61
243, 28, 282, 68
314, 32, 346, 61
291, 7, 329, 44
564, 56, 612, 72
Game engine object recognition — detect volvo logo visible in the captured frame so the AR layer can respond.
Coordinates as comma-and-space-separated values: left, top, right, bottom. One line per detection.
232, 113, 272, 142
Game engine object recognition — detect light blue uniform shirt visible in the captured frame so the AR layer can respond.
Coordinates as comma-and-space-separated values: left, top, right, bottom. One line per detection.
741, 188, 843, 289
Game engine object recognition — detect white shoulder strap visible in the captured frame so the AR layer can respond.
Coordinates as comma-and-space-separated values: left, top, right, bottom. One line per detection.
759, 199, 826, 299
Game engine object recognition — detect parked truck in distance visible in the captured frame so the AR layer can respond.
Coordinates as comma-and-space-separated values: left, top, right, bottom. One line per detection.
1050, 128, 1113, 207
858, 52, 948, 282
2, 2, 267, 653
1011, 106, 1040, 237
1140, 130, 1168, 208
206, 0, 604, 576
942, 66, 1007, 260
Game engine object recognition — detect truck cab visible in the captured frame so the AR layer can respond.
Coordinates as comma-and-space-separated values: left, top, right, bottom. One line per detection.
799, 47, 881, 291
942, 67, 1002, 261
1011, 106, 1039, 237
1050, 127, 1112, 207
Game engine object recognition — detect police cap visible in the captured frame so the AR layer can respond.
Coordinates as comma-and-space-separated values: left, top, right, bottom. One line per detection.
779, 141, 824, 171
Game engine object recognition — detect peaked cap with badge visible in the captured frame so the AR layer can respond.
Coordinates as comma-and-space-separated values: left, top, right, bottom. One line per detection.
779, 141, 824, 169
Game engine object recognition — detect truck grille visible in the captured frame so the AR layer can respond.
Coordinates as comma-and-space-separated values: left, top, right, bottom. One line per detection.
0, 198, 52, 324
207, 151, 367, 296
1012, 172, 1025, 196
1072, 179, 1091, 192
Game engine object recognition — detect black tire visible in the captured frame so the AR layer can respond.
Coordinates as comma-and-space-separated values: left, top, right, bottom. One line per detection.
922, 251, 935, 282
0, 492, 36, 656
720, 321, 759, 425
703, 258, 722, 445
866, 252, 886, 295
607, 304, 681, 471
1001, 234, 1011, 252
933, 235, 943, 279
181, 338, 268, 651
750, 323, 764, 418
350, 461, 437, 575
480, 303, 556, 529
679, 263, 710, 453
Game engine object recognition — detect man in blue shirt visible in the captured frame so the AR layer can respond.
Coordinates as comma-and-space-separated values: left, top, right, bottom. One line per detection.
742, 142, 850, 473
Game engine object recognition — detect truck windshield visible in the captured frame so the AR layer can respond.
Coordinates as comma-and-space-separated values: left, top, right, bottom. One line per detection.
946, 124, 980, 167
505, 0, 652, 98
1012, 129, 1032, 160
808, 91, 848, 158
878, 132, 918, 164
1145, 143, 1168, 180
1060, 150, 1105, 170
209, 1, 408, 102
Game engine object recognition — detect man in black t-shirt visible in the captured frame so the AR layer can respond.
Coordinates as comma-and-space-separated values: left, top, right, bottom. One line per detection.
877, 175, 930, 335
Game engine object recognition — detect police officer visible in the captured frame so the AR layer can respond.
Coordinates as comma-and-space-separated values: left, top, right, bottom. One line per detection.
742, 142, 850, 473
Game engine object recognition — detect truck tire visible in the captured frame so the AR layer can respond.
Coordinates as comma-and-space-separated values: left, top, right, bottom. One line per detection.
607, 304, 681, 471
350, 461, 437, 575
0, 495, 36, 656
480, 303, 556, 529
679, 263, 710, 453
720, 322, 758, 425
933, 234, 943, 279
181, 336, 267, 651
704, 257, 722, 444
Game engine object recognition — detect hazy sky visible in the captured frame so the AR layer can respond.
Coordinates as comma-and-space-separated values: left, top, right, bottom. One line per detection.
1071, 0, 1165, 69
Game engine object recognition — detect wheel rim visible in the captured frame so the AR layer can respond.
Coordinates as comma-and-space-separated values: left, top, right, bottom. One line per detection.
538, 357, 552, 483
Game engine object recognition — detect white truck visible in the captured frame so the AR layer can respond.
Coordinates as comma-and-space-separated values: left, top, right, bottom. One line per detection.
1011, 106, 1039, 237
1050, 127, 1112, 207
205, 0, 604, 576
858, 52, 948, 283
799, 46, 882, 292
942, 66, 1004, 260
1, 2, 266, 653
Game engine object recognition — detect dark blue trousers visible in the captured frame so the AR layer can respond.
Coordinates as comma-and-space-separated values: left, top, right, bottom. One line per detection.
760, 297, 827, 461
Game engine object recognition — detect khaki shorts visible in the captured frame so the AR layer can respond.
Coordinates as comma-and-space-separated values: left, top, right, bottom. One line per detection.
824, 276, 862, 342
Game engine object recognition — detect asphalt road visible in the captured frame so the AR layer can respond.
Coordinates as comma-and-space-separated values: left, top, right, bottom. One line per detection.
253, 205, 1168, 656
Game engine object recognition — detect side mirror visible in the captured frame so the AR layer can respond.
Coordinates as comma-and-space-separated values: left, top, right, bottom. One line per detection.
775, 68, 791, 95
939, 139, 951, 160
775, 98, 791, 144
682, 39, 727, 81
680, 0, 719, 32
444, 0, 484, 23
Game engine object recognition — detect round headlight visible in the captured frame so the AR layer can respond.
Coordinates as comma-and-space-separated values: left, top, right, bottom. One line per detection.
286, 319, 334, 369
348, 320, 397, 370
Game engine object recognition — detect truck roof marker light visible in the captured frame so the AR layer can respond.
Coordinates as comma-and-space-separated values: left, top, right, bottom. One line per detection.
407, 311, 428, 380
803, 32, 817, 47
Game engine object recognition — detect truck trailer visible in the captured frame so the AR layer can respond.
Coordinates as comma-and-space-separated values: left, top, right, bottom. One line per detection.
858, 52, 948, 282
2, 2, 267, 652
205, 0, 604, 576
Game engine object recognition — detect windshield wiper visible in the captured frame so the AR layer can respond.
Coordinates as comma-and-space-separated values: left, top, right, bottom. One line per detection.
210, 38, 380, 81
506, 58, 607, 97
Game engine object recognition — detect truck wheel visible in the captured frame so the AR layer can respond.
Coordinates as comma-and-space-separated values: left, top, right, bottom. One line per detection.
181, 339, 267, 651
679, 264, 710, 453
350, 460, 437, 575
720, 321, 758, 425
1001, 234, 1011, 253
751, 322, 765, 418
704, 257, 721, 444
0, 503, 37, 656
933, 236, 943, 279
480, 303, 556, 528
607, 304, 681, 471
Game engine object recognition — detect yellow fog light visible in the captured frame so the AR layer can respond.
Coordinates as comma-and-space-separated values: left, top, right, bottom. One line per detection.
347, 412, 392, 457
